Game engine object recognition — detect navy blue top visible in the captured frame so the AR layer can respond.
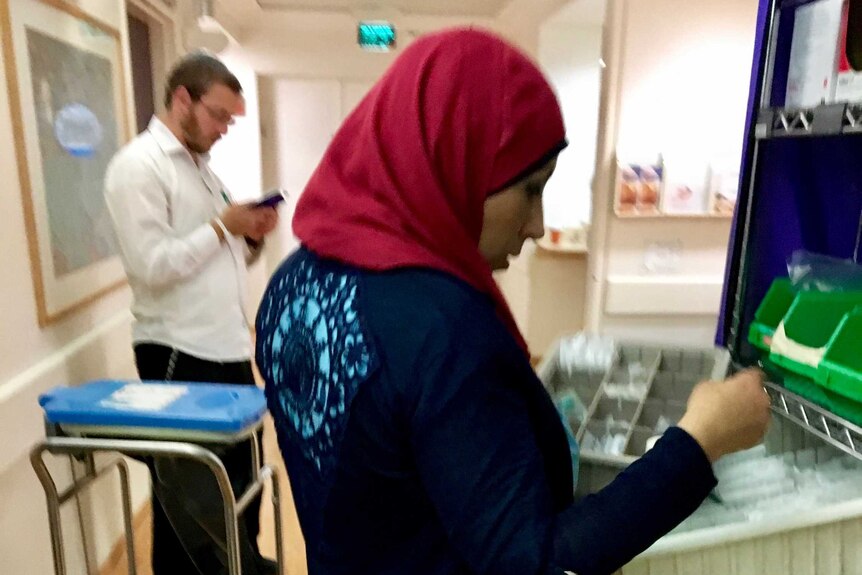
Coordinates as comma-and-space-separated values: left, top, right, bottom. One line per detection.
256, 248, 717, 575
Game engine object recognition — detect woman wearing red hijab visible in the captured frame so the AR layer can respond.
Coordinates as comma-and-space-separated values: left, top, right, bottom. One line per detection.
255, 29, 769, 575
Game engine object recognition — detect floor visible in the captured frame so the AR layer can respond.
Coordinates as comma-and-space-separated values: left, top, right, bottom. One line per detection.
103, 416, 308, 575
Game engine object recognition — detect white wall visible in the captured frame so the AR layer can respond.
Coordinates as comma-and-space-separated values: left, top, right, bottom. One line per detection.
260, 76, 345, 274
0, 0, 179, 571
499, 1, 605, 354
586, 0, 757, 347
614, 1, 755, 163
209, 52, 263, 205
206, 47, 274, 317
497, 0, 577, 55
539, 22, 604, 228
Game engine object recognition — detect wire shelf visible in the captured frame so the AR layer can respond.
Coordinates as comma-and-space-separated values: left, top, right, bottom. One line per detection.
756, 103, 862, 139
764, 381, 862, 462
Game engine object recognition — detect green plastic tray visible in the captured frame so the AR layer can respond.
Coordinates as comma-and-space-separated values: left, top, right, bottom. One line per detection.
817, 308, 862, 403
748, 278, 796, 352
769, 290, 862, 379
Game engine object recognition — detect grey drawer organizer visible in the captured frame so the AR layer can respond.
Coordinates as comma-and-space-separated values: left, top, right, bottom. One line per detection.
537, 336, 730, 497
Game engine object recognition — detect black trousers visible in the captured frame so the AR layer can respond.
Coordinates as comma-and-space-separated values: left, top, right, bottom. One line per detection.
134, 343, 268, 575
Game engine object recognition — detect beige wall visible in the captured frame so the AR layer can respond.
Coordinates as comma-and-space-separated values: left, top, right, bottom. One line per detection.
539, 22, 603, 229
586, 0, 757, 347
207, 49, 271, 318
0, 0, 183, 571
506, 5, 607, 357
526, 250, 589, 356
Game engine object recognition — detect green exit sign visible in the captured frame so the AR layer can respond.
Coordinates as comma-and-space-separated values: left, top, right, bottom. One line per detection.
358, 21, 396, 52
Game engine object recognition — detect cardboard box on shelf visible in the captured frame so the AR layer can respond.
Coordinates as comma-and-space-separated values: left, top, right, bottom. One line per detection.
708, 161, 740, 216
661, 157, 710, 215
615, 163, 640, 215
835, 0, 862, 103
615, 160, 662, 216
637, 164, 662, 215
786, 0, 845, 108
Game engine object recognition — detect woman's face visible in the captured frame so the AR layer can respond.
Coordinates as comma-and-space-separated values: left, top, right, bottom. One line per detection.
479, 158, 557, 271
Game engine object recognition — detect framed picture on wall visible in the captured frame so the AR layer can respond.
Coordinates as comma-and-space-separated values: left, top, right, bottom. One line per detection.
0, 0, 130, 326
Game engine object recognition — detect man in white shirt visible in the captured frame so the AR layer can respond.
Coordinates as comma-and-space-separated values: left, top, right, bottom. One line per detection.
105, 53, 277, 575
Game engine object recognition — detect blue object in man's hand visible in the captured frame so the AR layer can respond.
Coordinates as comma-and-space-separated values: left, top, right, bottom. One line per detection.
254, 189, 287, 208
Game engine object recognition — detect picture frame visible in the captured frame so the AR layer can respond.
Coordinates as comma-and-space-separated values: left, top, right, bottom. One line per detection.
1, 0, 130, 326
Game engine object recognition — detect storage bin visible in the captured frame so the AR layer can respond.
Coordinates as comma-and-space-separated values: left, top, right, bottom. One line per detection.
747, 278, 796, 352
818, 308, 862, 404
539, 336, 727, 497
769, 290, 862, 379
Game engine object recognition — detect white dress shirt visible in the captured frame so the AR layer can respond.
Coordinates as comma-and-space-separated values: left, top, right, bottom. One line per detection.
105, 117, 257, 362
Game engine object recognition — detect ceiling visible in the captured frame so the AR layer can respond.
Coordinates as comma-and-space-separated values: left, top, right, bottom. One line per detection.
213, 0, 590, 37
255, 0, 512, 18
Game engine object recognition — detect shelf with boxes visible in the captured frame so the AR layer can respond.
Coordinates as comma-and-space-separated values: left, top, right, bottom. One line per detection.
613, 212, 733, 220
614, 158, 738, 219
755, 101, 862, 138
744, 275, 862, 460
754, 0, 862, 139
723, 0, 862, 457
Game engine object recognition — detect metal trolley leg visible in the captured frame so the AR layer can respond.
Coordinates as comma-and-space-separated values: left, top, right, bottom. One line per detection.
30, 446, 136, 575
270, 468, 285, 575
31, 444, 66, 575
116, 458, 138, 575
31, 433, 285, 575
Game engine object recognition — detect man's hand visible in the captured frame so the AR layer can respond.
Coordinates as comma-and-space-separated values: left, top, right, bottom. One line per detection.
215, 205, 279, 242
248, 206, 279, 241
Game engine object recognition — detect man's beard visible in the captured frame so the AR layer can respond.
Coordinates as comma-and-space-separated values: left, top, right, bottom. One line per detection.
181, 111, 211, 154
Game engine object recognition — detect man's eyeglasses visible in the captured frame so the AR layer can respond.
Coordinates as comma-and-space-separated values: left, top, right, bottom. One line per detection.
196, 100, 235, 125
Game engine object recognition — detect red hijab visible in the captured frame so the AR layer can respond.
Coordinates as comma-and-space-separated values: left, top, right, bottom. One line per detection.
293, 28, 566, 354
